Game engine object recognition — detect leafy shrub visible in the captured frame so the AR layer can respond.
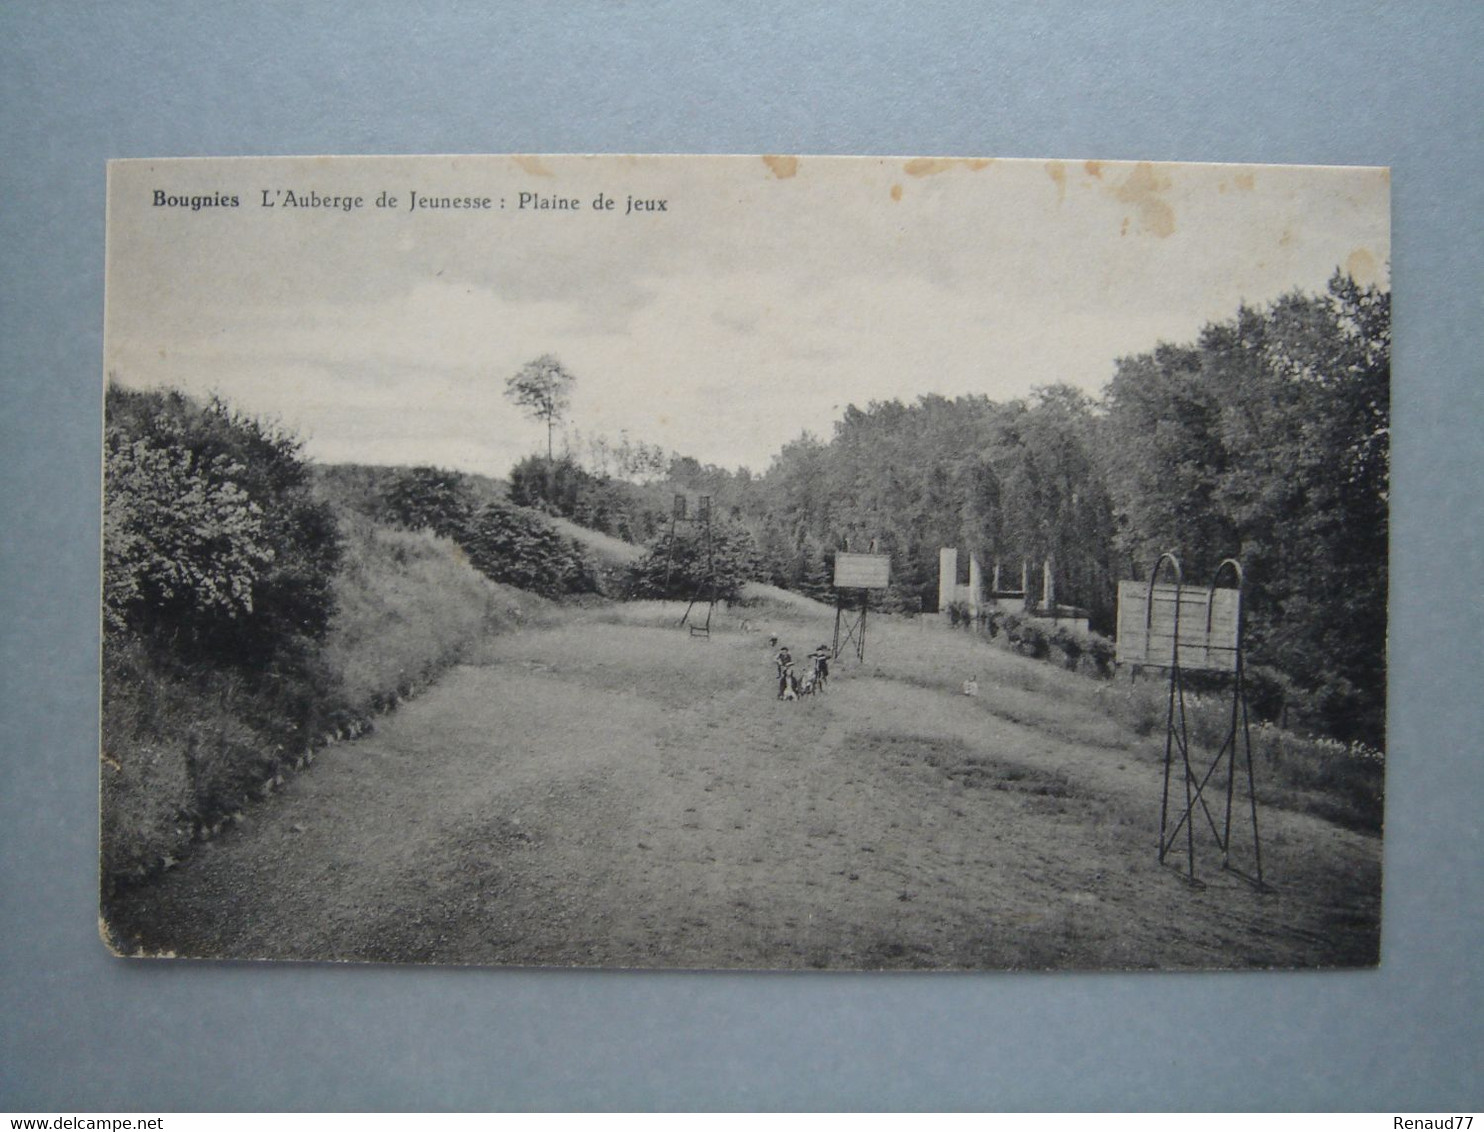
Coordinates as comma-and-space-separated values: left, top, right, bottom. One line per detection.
624, 519, 761, 601
1002, 615, 1049, 658
103, 385, 337, 886
1084, 634, 1117, 677
1049, 626, 1084, 669
378, 465, 475, 539
458, 501, 598, 598
976, 608, 1116, 679
104, 429, 273, 630
509, 453, 588, 513
507, 453, 658, 541
102, 499, 514, 892
105, 386, 341, 671
1242, 665, 1290, 725
100, 385, 601, 893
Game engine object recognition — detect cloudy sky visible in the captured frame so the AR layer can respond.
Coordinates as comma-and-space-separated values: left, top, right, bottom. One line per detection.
106, 154, 1389, 476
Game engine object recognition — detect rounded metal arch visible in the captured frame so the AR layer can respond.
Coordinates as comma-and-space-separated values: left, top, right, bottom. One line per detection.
1147, 551, 1184, 668
1205, 557, 1245, 643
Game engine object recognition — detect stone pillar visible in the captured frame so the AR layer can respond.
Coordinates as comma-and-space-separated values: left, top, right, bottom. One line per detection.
938, 548, 957, 613
968, 554, 984, 617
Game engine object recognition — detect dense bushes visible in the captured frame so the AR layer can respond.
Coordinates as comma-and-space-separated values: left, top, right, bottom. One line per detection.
101, 386, 580, 892
1102, 276, 1389, 747
458, 500, 598, 598
623, 519, 761, 601
104, 385, 347, 886
105, 386, 341, 674
368, 461, 602, 599
102, 515, 510, 889
377, 465, 475, 539
964, 607, 1118, 678
104, 433, 272, 628
508, 453, 666, 544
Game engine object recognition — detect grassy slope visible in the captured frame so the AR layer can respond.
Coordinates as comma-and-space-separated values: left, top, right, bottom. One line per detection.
543, 514, 642, 565
319, 515, 543, 708
102, 514, 539, 891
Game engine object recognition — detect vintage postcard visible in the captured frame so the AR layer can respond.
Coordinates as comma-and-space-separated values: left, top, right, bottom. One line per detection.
101, 154, 1389, 969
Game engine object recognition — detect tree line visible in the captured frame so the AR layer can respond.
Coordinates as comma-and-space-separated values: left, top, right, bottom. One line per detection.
517, 272, 1388, 746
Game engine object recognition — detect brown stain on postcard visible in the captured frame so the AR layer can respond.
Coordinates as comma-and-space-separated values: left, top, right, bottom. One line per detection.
1234, 171, 1255, 192
890, 184, 903, 201
1113, 162, 1176, 238
513, 156, 554, 177
1084, 160, 1104, 179
763, 155, 798, 180
1045, 161, 1067, 203
903, 157, 991, 177
1346, 248, 1378, 285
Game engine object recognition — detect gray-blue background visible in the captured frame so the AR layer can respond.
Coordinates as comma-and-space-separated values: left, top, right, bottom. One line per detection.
2, 0, 1480, 1112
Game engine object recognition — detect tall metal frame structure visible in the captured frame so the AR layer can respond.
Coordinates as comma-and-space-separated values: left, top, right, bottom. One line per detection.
662, 494, 717, 638
1137, 552, 1265, 888
830, 550, 890, 663
832, 589, 869, 662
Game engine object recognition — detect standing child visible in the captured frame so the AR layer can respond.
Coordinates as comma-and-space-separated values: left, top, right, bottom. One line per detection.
810, 644, 831, 690
774, 646, 794, 699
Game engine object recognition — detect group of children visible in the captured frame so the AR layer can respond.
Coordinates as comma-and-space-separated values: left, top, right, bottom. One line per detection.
772, 642, 831, 700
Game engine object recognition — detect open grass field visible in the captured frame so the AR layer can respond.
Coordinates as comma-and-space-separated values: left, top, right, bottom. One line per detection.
103, 598, 1381, 970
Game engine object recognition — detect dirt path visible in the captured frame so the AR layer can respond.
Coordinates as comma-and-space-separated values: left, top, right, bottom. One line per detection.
104, 608, 1381, 969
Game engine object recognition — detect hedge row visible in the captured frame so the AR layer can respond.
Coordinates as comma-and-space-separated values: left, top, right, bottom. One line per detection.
945, 603, 1118, 678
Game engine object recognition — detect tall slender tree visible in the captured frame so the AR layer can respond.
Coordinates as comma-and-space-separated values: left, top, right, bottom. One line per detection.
505, 354, 576, 462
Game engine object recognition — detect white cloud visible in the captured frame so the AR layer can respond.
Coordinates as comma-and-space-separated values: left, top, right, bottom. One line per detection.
106, 156, 1389, 476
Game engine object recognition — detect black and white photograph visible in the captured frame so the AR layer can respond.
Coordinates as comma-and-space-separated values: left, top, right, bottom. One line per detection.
100, 153, 1390, 970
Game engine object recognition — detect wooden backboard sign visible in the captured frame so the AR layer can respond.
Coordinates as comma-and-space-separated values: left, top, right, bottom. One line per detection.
1116, 581, 1240, 672
833, 553, 891, 590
